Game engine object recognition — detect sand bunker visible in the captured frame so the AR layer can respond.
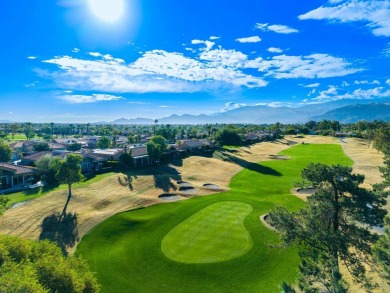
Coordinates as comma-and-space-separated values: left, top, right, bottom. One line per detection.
179, 186, 197, 194
176, 181, 193, 188
259, 214, 277, 231
203, 183, 223, 191
158, 194, 181, 201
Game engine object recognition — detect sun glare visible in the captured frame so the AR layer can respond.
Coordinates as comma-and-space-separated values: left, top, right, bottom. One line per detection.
87, 0, 125, 23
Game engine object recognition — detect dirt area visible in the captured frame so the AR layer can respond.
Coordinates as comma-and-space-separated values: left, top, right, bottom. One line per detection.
0, 136, 386, 250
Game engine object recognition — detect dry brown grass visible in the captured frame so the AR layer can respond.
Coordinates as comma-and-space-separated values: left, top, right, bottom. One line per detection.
0, 136, 387, 290
0, 136, 386, 259
0, 140, 292, 245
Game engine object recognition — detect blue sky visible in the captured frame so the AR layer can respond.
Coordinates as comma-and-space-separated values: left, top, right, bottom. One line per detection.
1, 0, 390, 122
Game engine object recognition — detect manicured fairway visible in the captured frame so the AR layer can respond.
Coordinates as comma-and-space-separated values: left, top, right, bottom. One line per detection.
76, 144, 353, 293
162, 201, 253, 263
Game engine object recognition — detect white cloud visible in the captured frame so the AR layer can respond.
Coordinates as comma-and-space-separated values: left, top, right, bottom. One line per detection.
386, 79, 390, 85
308, 89, 317, 96
255, 101, 293, 107
58, 94, 124, 104
342, 81, 350, 87
221, 102, 246, 112
209, 36, 220, 40
252, 54, 362, 79
303, 83, 320, 88
42, 47, 361, 95
256, 23, 299, 34
313, 86, 390, 102
43, 49, 268, 93
267, 47, 283, 53
235, 36, 261, 43
8, 111, 13, 114
299, 0, 390, 37
72, 48, 80, 53
27, 56, 37, 60
159, 105, 173, 108
191, 39, 215, 51
354, 80, 380, 85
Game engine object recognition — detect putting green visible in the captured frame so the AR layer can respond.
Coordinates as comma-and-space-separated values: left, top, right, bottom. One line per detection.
161, 201, 253, 263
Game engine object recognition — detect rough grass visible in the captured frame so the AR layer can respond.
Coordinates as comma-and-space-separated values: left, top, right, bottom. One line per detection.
76, 144, 353, 293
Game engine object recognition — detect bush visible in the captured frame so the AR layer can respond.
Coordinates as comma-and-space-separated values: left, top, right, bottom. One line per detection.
0, 235, 100, 292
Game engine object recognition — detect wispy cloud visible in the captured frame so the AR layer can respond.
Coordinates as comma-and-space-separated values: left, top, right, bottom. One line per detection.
256, 23, 299, 34
235, 36, 261, 43
42, 46, 361, 95
303, 83, 320, 88
209, 36, 220, 40
267, 47, 283, 53
299, 0, 390, 37
159, 105, 173, 108
386, 79, 390, 85
255, 101, 293, 107
254, 54, 362, 79
27, 56, 37, 60
58, 94, 124, 104
354, 80, 380, 85
191, 39, 215, 51
72, 48, 80, 53
221, 102, 246, 112
312, 86, 390, 102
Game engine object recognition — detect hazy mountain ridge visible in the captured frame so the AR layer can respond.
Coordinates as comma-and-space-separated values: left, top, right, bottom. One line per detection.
109, 99, 390, 124
312, 103, 390, 123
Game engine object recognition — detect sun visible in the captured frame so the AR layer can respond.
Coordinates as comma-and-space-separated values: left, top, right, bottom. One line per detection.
87, 0, 125, 23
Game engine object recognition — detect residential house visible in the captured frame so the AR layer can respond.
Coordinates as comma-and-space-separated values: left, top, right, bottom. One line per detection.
0, 163, 37, 190
130, 146, 151, 168
20, 151, 68, 166
9, 140, 39, 155
179, 139, 213, 153
80, 153, 108, 172
92, 148, 125, 161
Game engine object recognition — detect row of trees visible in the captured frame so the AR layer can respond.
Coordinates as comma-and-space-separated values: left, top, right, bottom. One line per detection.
270, 125, 390, 292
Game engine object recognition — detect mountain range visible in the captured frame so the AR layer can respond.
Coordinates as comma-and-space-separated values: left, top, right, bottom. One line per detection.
108, 99, 390, 125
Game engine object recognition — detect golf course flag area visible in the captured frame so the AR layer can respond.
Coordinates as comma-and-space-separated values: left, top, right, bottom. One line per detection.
162, 201, 253, 263
76, 143, 353, 292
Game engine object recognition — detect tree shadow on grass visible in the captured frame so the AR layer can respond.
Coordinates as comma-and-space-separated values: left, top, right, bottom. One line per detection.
117, 175, 134, 191
39, 212, 79, 255
220, 152, 282, 176
153, 166, 182, 193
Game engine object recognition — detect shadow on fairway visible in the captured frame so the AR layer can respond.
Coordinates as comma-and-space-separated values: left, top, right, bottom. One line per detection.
39, 212, 79, 255
220, 152, 282, 176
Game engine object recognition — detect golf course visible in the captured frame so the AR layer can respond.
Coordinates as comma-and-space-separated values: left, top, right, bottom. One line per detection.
76, 143, 354, 292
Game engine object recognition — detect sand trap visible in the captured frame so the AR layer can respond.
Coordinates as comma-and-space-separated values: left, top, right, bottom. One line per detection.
176, 181, 193, 187
158, 194, 181, 201
259, 214, 277, 231
203, 183, 223, 191
179, 186, 197, 194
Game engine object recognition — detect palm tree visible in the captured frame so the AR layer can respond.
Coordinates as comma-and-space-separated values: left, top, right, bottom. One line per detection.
50, 122, 55, 138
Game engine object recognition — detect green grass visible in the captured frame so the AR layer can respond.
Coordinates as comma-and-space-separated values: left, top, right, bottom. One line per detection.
6, 133, 38, 141
76, 144, 353, 293
162, 201, 253, 263
6, 172, 117, 206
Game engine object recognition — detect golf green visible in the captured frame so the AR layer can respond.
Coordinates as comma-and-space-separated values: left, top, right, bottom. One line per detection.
162, 201, 253, 263
76, 143, 353, 292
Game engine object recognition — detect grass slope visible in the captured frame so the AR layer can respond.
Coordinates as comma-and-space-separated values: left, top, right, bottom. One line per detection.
76, 144, 353, 293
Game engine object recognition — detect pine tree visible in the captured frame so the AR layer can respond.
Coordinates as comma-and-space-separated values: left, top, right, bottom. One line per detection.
270, 163, 387, 292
